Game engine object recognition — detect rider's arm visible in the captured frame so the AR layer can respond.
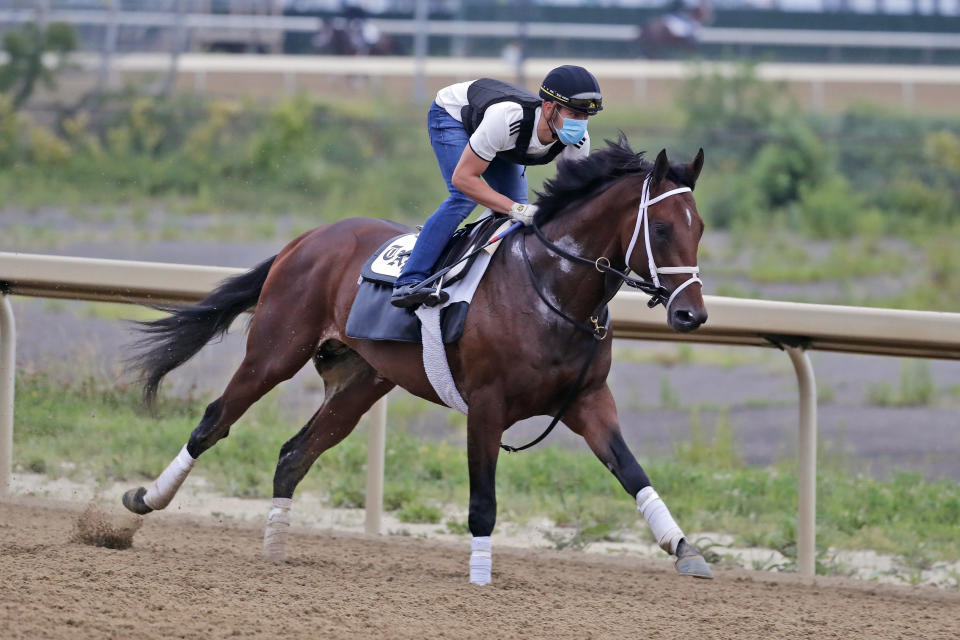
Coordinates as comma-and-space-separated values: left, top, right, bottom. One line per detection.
451, 146, 516, 214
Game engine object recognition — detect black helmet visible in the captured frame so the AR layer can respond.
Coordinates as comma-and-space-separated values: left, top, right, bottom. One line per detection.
539, 65, 603, 115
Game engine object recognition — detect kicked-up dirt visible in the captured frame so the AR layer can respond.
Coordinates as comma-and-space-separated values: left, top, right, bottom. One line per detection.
1, 497, 958, 639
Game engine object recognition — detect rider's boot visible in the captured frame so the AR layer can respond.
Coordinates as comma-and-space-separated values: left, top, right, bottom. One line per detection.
390, 282, 451, 308
390, 282, 433, 308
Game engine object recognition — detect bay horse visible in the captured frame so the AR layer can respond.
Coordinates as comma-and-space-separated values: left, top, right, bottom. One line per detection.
122, 137, 712, 583
638, 0, 713, 59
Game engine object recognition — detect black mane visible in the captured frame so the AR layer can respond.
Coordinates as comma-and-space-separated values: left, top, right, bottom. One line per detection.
534, 134, 695, 222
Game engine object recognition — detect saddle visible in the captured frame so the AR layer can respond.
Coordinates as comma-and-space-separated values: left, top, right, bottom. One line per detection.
345, 213, 511, 344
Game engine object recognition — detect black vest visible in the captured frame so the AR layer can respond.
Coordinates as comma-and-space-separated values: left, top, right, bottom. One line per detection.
459, 78, 566, 167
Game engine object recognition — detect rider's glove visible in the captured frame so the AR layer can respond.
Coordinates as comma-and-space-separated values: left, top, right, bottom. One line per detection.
508, 202, 538, 226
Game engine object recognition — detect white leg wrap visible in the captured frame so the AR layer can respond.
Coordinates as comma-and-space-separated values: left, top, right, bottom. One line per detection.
262, 497, 293, 561
637, 486, 685, 555
469, 536, 492, 586
143, 445, 196, 510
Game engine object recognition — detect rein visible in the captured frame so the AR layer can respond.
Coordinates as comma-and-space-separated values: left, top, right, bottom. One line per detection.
500, 175, 702, 453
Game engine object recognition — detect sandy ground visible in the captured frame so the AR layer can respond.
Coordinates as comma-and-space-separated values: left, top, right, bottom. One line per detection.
11, 470, 960, 589
2, 497, 959, 640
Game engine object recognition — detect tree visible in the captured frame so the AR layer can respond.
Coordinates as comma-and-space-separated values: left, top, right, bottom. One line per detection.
0, 22, 77, 110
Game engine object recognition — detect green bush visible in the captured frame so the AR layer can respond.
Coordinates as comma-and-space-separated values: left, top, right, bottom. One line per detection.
881, 176, 955, 226
0, 21, 76, 109
396, 500, 444, 524
678, 61, 789, 159
0, 95, 19, 166
795, 175, 862, 238
694, 165, 764, 230
750, 118, 827, 209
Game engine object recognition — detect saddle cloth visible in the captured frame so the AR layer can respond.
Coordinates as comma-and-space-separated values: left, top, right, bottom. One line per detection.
345, 213, 511, 344
345, 213, 513, 414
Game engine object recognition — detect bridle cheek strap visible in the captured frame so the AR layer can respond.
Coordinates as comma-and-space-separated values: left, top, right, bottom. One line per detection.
624, 176, 701, 312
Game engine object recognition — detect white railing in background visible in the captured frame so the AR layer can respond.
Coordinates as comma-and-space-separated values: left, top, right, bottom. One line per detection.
10, 52, 950, 112
2, 251, 959, 578
54, 52, 960, 86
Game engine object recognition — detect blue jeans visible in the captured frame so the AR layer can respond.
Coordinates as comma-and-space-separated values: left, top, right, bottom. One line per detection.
396, 102, 528, 286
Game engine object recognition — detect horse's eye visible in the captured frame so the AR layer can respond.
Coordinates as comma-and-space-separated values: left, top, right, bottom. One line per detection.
652, 222, 671, 241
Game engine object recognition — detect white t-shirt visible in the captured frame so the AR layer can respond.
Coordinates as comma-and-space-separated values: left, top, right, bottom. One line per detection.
434, 80, 590, 164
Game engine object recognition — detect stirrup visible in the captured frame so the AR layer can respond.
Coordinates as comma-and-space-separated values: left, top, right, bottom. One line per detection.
421, 290, 450, 307
422, 278, 450, 308
390, 283, 432, 309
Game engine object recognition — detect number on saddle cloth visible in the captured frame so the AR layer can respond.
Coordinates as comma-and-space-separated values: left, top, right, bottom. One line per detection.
344, 214, 512, 344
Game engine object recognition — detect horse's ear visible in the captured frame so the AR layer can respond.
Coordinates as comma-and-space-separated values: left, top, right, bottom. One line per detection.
652, 148, 669, 185
688, 148, 705, 188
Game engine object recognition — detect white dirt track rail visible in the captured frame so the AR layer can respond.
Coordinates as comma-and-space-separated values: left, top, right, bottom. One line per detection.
2, 250, 959, 578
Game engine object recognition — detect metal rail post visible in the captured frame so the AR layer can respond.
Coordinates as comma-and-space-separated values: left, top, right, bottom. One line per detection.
0, 294, 15, 497
412, 0, 428, 102
785, 346, 818, 579
364, 397, 387, 535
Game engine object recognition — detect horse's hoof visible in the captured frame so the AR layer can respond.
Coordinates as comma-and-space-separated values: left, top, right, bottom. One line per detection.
675, 539, 713, 579
122, 487, 154, 515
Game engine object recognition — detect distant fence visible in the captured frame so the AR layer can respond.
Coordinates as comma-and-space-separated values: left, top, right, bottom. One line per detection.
4, 7, 959, 108
2, 251, 959, 577
3, 9, 960, 51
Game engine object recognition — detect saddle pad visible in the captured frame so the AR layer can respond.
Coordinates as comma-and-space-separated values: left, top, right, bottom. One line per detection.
346, 217, 511, 344
360, 214, 510, 287
363, 233, 417, 283
345, 280, 470, 344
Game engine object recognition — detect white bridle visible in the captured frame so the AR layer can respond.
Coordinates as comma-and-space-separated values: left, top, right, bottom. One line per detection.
624, 175, 702, 313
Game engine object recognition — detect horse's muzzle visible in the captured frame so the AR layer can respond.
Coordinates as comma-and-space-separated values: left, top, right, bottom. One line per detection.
670, 307, 707, 333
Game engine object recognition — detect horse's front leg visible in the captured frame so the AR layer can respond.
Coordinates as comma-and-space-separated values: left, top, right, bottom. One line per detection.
563, 384, 713, 579
465, 399, 505, 586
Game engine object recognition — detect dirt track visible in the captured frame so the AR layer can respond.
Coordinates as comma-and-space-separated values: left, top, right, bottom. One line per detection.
2, 499, 959, 639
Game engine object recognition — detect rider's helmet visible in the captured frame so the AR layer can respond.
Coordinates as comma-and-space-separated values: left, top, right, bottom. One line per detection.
539, 65, 603, 116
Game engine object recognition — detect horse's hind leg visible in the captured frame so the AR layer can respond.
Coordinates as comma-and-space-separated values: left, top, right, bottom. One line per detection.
563, 384, 713, 579
262, 340, 394, 561
122, 304, 322, 516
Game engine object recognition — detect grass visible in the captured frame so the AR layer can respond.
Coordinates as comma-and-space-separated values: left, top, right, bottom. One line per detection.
745, 238, 911, 284
0, 203, 330, 249
12, 372, 960, 571
612, 343, 773, 369
867, 359, 937, 407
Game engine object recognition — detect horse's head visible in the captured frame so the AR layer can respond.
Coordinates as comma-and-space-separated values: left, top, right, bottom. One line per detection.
621, 148, 707, 333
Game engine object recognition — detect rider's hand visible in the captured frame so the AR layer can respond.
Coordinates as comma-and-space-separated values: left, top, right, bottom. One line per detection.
508, 202, 538, 226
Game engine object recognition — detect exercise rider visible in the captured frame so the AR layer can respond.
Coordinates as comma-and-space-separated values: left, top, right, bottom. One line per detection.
390, 65, 603, 308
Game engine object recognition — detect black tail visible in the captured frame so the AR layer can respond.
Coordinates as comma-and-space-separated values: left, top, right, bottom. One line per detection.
127, 255, 278, 406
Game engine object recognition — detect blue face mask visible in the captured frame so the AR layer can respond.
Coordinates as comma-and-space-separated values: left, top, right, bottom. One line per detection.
555, 116, 587, 146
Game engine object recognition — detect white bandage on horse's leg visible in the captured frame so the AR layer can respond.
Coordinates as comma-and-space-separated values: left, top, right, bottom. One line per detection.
262, 497, 293, 561
636, 486, 685, 555
143, 444, 196, 510
469, 536, 492, 586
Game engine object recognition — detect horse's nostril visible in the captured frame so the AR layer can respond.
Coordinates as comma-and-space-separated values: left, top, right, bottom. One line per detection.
674, 309, 695, 324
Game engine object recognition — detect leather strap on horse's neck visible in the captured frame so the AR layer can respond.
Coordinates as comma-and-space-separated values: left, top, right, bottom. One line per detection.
531, 222, 670, 307
519, 235, 609, 339
500, 244, 623, 453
